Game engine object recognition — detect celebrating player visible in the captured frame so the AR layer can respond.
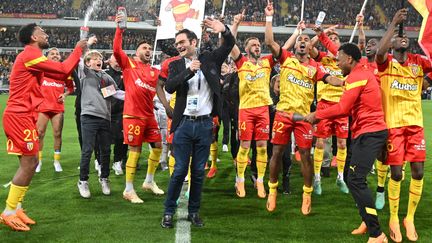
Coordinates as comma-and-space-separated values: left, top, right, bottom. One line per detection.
1, 23, 86, 231
35, 47, 74, 173
264, 2, 344, 214
229, 10, 275, 198
376, 9, 432, 242
114, 15, 164, 203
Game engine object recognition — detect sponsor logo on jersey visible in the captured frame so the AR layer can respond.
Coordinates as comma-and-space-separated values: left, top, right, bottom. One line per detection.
325, 67, 342, 77
42, 80, 63, 88
245, 71, 266, 82
287, 74, 313, 89
135, 78, 156, 92
390, 80, 418, 91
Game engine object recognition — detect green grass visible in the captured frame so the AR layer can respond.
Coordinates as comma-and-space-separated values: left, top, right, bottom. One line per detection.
0, 95, 431, 242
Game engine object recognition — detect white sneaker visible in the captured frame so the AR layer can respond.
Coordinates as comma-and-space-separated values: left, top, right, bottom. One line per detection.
99, 178, 111, 195
112, 161, 124, 175
35, 161, 42, 173
222, 144, 229, 152
142, 181, 164, 195
94, 160, 101, 177
53, 161, 63, 172
77, 181, 91, 198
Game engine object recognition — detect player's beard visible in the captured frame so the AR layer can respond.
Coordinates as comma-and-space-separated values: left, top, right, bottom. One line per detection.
249, 49, 260, 60
39, 41, 50, 49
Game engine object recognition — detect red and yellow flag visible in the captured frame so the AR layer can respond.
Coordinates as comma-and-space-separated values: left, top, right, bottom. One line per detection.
409, 0, 432, 58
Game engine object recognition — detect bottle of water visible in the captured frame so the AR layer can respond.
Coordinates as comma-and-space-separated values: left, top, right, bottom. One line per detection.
80, 26, 89, 40
117, 7, 127, 29
315, 11, 326, 26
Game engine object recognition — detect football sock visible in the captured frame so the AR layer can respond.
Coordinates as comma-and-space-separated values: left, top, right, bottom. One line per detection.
313, 147, 324, 181
236, 146, 250, 180
210, 141, 218, 169
256, 146, 267, 182
336, 147, 347, 179
388, 178, 401, 223
406, 178, 423, 221
145, 147, 161, 183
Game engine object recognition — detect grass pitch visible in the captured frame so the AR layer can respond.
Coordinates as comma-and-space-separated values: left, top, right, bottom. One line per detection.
0, 95, 431, 242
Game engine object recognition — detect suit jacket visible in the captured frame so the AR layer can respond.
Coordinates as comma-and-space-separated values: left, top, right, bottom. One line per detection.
165, 26, 235, 133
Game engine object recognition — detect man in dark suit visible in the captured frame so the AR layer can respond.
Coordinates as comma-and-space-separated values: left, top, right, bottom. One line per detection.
161, 17, 235, 228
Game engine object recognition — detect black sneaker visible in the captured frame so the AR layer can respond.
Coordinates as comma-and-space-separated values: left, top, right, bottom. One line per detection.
161, 214, 174, 228
187, 213, 204, 227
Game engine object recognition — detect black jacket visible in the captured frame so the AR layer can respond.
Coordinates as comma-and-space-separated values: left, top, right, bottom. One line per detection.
165, 26, 235, 133
105, 66, 124, 115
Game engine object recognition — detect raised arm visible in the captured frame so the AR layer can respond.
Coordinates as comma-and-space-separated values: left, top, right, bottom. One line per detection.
229, 11, 245, 60
26, 40, 86, 77
357, 14, 366, 51
203, 17, 235, 67
376, 9, 407, 64
282, 21, 305, 50
113, 14, 132, 69
264, 1, 281, 58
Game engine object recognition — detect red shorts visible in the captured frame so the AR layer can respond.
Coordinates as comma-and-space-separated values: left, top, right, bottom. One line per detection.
39, 111, 62, 119
271, 111, 313, 149
314, 100, 349, 138
238, 106, 270, 141
167, 118, 174, 144
3, 112, 39, 156
123, 117, 162, 146
386, 126, 426, 165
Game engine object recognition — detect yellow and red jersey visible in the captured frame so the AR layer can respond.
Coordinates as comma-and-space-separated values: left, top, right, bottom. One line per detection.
277, 49, 328, 115
314, 32, 344, 102
235, 54, 275, 109
38, 75, 74, 113
114, 27, 160, 119
315, 54, 345, 102
316, 63, 387, 138
5, 45, 82, 114
377, 53, 432, 128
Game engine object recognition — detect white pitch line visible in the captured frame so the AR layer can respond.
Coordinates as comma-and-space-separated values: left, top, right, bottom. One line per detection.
175, 182, 191, 243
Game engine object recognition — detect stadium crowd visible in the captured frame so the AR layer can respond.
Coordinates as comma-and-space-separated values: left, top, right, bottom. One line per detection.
0, 0, 422, 28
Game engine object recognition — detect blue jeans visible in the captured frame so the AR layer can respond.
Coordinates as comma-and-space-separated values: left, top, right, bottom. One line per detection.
164, 116, 213, 215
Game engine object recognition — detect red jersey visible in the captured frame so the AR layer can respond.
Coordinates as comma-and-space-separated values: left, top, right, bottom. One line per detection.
5, 45, 82, 114
317, 32, 338, 57
114, 27, 160, 118
159, 56, 181, 81
316, 63, 387, 138
38, 75, 74, 113
360, 57, 379, 81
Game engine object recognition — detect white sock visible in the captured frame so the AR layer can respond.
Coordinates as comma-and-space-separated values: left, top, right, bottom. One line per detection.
125, 182, 134, 192
2, 208, 15, 216
315, 174, 321, 181
144, 174, 154, 183
16, 203, 22, 210
236, 176, 245, 183
337, 173, 344, 180
257, 177, 263, 183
